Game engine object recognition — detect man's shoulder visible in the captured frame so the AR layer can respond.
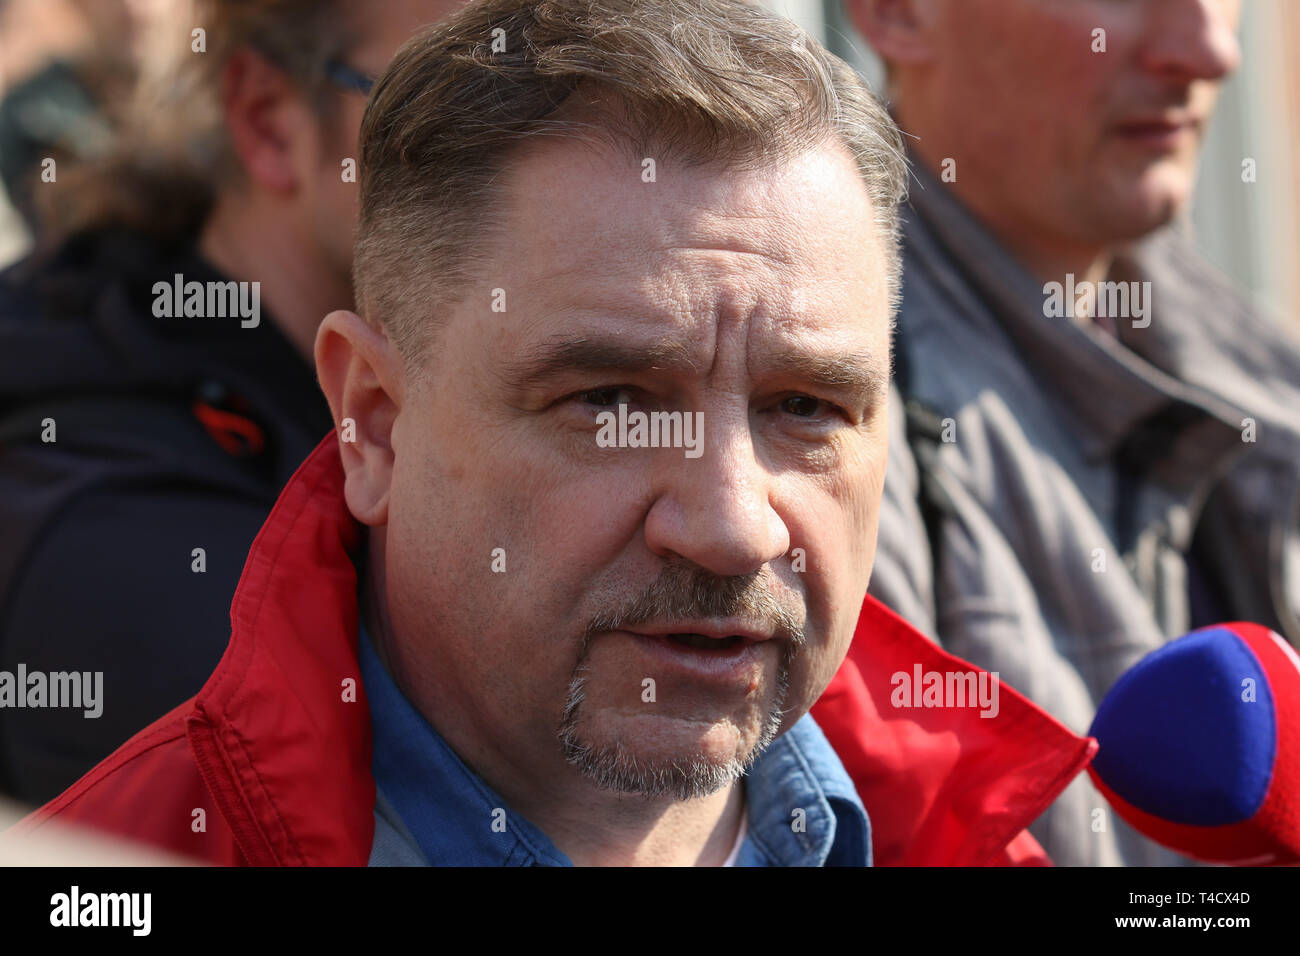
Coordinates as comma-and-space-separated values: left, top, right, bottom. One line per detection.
9, 699, 244, 865
0, 403, 281, 666
893, 247, 1048, 425
0, 388, 287, 622
0, 226, 330, 486
0, 282, 307, 802
1134, 229, 1300, 422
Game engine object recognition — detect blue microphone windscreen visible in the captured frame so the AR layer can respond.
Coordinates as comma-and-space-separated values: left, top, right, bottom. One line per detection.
1089, 628, 1276, 826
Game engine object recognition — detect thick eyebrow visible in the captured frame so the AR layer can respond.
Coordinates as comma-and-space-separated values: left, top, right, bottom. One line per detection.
498, 336, 701, 394
759, 350, 889, 400
498, 334, 886, 400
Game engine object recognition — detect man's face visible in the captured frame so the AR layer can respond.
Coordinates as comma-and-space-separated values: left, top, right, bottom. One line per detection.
382, 136, 892, 801
305, 0, 470, 285
905, 0, 1241, 246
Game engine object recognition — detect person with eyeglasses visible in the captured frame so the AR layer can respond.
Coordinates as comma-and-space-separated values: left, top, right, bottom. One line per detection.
0, 0, 466, 808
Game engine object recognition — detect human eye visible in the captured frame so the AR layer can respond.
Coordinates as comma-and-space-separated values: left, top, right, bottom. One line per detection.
571, 385, 637, 408
775, 394, 847, 422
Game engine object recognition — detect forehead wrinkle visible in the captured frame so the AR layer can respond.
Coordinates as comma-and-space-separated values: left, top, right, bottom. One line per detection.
662, 243, 797, 270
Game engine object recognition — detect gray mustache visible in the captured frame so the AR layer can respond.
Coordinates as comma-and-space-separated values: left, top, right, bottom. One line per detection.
583, 562, 805, 646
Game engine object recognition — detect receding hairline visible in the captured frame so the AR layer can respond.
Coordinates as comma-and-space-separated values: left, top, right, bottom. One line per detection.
372, 91, 893, 312
352, 0, 908, 369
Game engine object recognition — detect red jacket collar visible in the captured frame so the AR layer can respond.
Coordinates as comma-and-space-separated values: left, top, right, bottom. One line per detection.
186, 435, 370, 865
187, 435, 1094, 866
812, 596, 1096, 865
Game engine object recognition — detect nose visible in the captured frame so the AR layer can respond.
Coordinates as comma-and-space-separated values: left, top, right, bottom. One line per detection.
642, 409, 791, 579
1139, 0, 1241, 84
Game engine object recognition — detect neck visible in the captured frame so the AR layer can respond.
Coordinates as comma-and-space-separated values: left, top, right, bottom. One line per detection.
898, 103, 1115, 326
361, 535, 749, 867
527, 774, 747, 867
198, 189, 352, 361
983, 219, 1115, 320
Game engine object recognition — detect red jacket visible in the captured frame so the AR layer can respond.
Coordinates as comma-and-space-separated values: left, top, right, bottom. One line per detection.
12, 436, 1095, 865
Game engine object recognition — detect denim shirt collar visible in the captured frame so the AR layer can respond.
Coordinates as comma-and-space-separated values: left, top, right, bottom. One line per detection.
360, 623, 569, 866
360, 623, 870, 866
734, 715, 872, 866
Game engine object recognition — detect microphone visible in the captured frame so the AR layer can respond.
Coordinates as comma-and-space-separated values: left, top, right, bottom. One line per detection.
1087, 622, 1300, 865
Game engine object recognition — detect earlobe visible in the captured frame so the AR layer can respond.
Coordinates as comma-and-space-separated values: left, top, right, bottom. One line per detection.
315, 310, 402, 526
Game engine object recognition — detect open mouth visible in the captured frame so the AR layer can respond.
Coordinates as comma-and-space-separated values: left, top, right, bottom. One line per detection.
1113, 119, 1196, 149
665, 633, 748, 651
625, 630, 768, 680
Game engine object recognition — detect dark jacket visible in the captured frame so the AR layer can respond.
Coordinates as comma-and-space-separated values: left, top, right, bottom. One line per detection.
0, 228, 333, 804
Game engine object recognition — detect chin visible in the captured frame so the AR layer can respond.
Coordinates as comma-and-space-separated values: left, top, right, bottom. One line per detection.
1107, 163, 1195, 238
559, 708, 779, 801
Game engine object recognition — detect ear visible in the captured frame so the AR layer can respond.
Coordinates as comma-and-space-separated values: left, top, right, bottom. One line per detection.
219, 47, 309, 195
315, 310, 404, 526
843, 0, 939, 67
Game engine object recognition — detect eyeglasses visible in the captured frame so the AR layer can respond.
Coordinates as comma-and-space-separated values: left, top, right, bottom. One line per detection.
325, 59, 376, 96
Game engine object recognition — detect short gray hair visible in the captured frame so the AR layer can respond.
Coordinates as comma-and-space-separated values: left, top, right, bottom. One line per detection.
356, 0, 908, 369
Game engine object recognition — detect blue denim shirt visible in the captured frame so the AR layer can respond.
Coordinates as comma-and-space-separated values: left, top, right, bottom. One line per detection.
360, 624, 870, 866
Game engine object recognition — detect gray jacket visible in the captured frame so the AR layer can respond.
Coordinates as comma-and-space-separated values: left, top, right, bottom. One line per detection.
873, 159, 1300, 866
